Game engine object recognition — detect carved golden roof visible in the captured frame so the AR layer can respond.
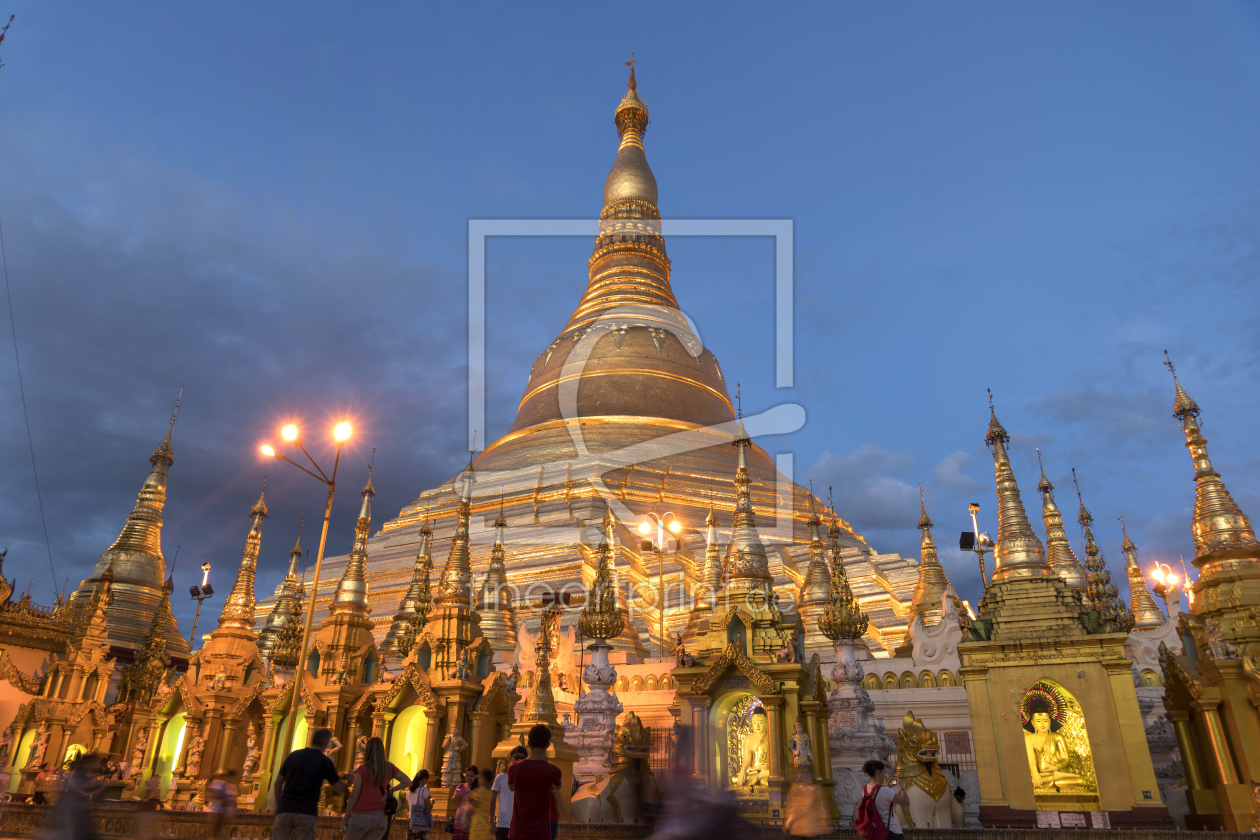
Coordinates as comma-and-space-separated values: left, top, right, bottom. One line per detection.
985, 392, 1051, 582
0, 554, 75, 653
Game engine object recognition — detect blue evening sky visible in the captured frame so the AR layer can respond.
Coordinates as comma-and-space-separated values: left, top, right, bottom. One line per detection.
0, 3, 1257, 625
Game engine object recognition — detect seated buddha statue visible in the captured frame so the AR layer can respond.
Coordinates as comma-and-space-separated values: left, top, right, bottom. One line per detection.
1024, 703, 1082, 791
734, 710, 771, 787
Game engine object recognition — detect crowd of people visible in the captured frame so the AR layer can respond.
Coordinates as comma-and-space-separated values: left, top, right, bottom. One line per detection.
8, 721, 893, 840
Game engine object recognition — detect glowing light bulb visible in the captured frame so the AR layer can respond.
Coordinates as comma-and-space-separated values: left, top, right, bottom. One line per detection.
668, 520, 682, 534
1151, 568, 1164, 584
1167, 574, 1178, 586
334, 421, 353, 442
638, 521, 651, 535
260, 445, 276, 458
281, 424, 299, 442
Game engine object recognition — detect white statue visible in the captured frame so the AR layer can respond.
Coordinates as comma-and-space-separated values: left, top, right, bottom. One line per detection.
513, 624, 537, 672
242, 722, 261, 776
440, 725, 468, 788
790, 720, 813, 782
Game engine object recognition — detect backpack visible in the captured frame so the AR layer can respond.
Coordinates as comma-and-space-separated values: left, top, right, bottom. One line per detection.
409, 788, 434, 831
855, 784, 893, 840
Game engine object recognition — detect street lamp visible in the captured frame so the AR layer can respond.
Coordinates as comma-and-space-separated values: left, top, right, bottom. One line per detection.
638, 511, 683, 658
958, 502, 993, 591
187, 562, 214, 649
1150, 562, 1179, 613
259, 419, 352, 772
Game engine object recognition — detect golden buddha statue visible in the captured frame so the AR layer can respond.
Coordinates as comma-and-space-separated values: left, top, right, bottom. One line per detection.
1024, 702, 1082, 791
734, 710, 771, 787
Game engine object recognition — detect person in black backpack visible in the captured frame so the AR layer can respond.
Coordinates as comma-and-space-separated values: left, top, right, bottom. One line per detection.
858, 759, 909, 840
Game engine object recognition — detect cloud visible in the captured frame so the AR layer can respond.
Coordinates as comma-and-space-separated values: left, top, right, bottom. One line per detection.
807, 444, 917, 532
932, 450, 980, 494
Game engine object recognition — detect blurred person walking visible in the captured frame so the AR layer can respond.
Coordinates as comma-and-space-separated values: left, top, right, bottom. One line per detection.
506, 725, 561, 840
470, 768, 495, 840
272, 728, 349, 840
56, 753, 104, 840
207, 769, 239, 840
344, 736, 410, 840
450, 766, 479, 840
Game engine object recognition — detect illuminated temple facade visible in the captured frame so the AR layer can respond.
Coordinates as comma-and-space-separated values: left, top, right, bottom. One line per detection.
0, 67, 1253, 832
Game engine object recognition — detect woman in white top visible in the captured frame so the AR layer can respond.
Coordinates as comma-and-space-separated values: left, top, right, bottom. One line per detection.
405, 769, 433, 840
862, 759, 910, 840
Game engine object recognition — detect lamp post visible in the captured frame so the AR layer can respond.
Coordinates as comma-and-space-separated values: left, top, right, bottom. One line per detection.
638, 511, 683, 658
958, 502, 994, 591
1150, 561, 1179, 614
187, 562, 214, 650
259, 420, 352, 769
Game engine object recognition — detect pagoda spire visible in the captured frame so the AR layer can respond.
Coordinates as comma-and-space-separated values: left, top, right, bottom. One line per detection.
436, 454, 477, 606
1163, 351, 1260, 566
984, 390, 1051, 582
908, 486, 951, 624
69, 391, 189, 657
328, 472, 375, 617
1119, 516, 1165, 629
476, 502, 518, 654
258, 522, 305, 661
579, 506, 625, 644
1036, 450, 1088, 590
722, 413, 771, 593
819, 502, 868, 643
381, 521, 434, 659
700, 499, 723, 608
214, 479, 267, 637
1073, 469, 1134, 633
797, 491, 832, 632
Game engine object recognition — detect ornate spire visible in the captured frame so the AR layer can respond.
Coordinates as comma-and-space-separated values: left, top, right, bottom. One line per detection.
258, 522, 304, 661
69, 393, 189, 657
1119, 516, 1165, 629
329, 472, 374, 616
523, 605, 561, 724
382, 522, 434, 659
1163, 351, 1260, 566
723, 417, 772, 592
984, 390, 1050, 581
819, 504, 868, 642
579, 507, 624, 643
908, 486, 951, 624
476, 503, 517, 653
436, 454, 477, 605
214, 479, 267, 636
1073, 469, 1134, 633
1036, 450, 1088, 589
798, 494, 831, 615
701, 501, 723, 607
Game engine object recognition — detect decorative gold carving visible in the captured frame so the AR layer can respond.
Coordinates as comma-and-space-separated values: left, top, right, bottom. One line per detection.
0, 656, 42, 694
897, 711, 949, 801
690, 642, 777, 697
1020, 680, 1098, 802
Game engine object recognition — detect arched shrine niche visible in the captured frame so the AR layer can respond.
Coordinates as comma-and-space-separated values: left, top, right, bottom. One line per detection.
708, 692, 767, 791
1021, 679, 1098, 809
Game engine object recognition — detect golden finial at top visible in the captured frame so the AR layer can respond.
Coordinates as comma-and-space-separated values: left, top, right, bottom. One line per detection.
917, 483, 933, 530
625, 52, 637, 89
151, 386, 183, 466
985, 388, 1009, 446
251, 476, 269, 519
1072, 467, 1093, 526
1163, 350, 1201, 420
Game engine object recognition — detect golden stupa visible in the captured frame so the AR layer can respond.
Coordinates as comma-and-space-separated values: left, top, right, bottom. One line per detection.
257, 67, 928, 655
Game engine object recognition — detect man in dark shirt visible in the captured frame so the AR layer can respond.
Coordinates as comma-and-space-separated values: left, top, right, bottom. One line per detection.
507, 725, 562, 840
272, 728, 348, 840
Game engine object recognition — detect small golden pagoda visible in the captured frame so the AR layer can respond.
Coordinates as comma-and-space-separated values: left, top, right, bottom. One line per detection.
1156, 355, 1260, 831
893, 490, 952, 657
668, 418, 835, 826
379, 521, 433, 661
1036, 451, 1088, 591
957, 395, 1168, 828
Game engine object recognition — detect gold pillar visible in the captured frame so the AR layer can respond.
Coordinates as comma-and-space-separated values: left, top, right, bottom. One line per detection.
1194, 700, 1239, 785
762, 696, 785, 785
1168, 710, 1207, 791
213, 719, 239, 777
423, 711, 443, 783
690, 698, 707, 786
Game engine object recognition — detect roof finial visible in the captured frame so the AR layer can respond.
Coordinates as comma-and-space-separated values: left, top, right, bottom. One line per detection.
1071, 467, 1092, 526
735, 382, 742, 419
469, 430, 478, 467
1163, 350, 1201, 420
828, 485, 835, 516
985, 388, 1010, 446
917, 483, 933, 530
625, 52, 637, 90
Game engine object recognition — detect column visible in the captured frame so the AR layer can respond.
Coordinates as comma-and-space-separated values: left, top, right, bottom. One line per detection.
213, 719, 239, 777
468, 713, 485, 772
690, 698, 707, 787
762, 696, 785, 785
1167, 710, 1207, 791
801, 702, 823, 780
422, 711, 443, 782
1194, 701, 1240, 785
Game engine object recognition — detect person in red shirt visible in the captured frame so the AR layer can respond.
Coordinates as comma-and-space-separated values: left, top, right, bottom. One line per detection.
506, 725, 562, 840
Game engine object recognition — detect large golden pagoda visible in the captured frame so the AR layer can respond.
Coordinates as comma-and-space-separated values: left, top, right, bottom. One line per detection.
258, 66, 929, 657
